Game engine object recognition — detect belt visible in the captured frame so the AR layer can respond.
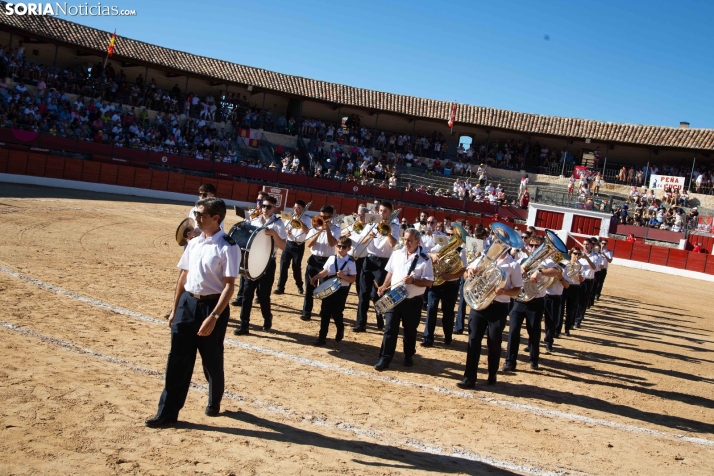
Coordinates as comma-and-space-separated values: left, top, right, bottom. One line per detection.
310, 255, 329, 262
286, 240, 304, 246
368, 254, 389, 262
189, 292, 221, 301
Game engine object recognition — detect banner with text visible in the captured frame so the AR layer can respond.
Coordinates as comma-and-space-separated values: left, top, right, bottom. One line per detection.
262, 186, 289, 211
649, 174, 685, 191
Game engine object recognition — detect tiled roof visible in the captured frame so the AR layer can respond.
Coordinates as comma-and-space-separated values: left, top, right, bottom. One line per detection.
2, 13, 713, 151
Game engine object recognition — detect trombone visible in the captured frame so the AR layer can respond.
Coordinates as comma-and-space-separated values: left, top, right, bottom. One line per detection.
289, 200, 312, 229
358, 208, 401, 246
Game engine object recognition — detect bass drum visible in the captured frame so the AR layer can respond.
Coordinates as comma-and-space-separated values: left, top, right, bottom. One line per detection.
228, 222, 274, 280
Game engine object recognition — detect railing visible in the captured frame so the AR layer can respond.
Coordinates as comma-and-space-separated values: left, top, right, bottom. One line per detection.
534, 188, 614, 213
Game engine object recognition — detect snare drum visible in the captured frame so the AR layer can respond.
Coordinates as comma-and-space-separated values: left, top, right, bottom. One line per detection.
228, 222, 274, 280
374, 283, 409, 314
313, 276, 341, 300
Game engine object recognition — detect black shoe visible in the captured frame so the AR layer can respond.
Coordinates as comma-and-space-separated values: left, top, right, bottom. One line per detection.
595, 295, 600, 301
253, 297, 260, 304
456, 378, 475, 389
403, 357, 414, 367
274, 289, 285, 295
374, 357, 390, 371
297, 287, 304, 295
545, 343, 553, 353
444, 336, 453, 346
230, 299, 243, 307
575, 322, 582, 329
530, 362, 539, 370
486, 376, 497, 385
564, 328, 571, 336
145, 414, 178, 428
501, 363, 515, 372
335, 329, 344, 342
205, 405, 220, 417
313, 339, 326, 347
352, 326, 366, 333
262, 320, 272, 331
454, 329, 464, 335
376, 314, 384, 330
300, 314, 311, 321
523, 346, 531, 353
553, 332, 561, 339
233, 324, 249, 335
420, 341, 433, 348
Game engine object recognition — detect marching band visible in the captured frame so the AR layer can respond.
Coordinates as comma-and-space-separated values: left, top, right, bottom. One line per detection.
150, 189, 615, 425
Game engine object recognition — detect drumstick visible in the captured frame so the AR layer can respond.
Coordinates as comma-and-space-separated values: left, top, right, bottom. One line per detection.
374, 280, 380, 289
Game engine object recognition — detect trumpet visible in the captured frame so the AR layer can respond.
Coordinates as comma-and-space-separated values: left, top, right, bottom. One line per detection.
289, 200, 312, 229
359, 208, 402, 246
247, 207, 261, 220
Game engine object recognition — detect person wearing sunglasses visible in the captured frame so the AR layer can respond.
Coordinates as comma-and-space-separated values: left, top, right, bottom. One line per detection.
187, 184, 219, 239
146, 197, 239, 427
231, 190, 270, 307
560, 248, 583, 336
301, 205, 341, 321
593, 238, 613, 302
574, 239, 597, 329
344, 204, 369, 295
309, 236, 357, 346
233, 195, 287, 335
275, 200, 310, 296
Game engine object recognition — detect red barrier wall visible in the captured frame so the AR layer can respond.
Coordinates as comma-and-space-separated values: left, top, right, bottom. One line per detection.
44, 156, 65, 178
99, 163, 119, 185
648, 246, 668, 266
667, 249, 687, 269
685, 252, 707, 273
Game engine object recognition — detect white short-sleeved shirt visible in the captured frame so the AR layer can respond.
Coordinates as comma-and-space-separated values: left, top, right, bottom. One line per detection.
385, 247, 434, 298
543, 258, 563, 296
589, 252, 604, 271
429, 245, 467, 282
306, 224, 341, 257
420, 232, 436, 252
285, 215, 311, 243
322, 255, 357, 287
601, 249, 613, 269
579, 257, 595, 280
367, 221, 400, 258
189, 205, 224, 231
177, 229, 241, 296
250, 215, 287, 257
468, 253, 522, 303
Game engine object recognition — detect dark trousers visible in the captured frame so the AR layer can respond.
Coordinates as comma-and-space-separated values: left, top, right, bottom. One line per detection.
157, 292, 228, 418
356, 255, 389, 328
544, 294, 562, 344
562, 284, 580, 331
593, 269, 607, 300
589, 271, 604, 307
276, 241, 305, 291
354, 257, 365, 295
455, 278, 467, 332
239, 258, 276, 326
379, 296, 423, 361
423, 280, 460, 343
576, 279, 593, 324
505, 298, 545, 367
303, 255, 328, 318
318, 286, 350, 340
463, 301, 508, 382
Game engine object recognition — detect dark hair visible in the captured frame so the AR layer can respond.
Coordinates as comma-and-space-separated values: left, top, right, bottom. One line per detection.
257, 191, 269, 199
198, 183, 217, 194
380, 200, 393, 211
264, 195, 277, 205
196, 197, 226, 223
321, 205, 334, 214
337, 235, 352, 248
295, 199, 306, 207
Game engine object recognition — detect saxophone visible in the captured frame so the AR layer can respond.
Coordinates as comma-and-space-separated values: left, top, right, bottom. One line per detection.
516, 230, 568, 302
432, 223, 467, 286
463, 222, 523, 310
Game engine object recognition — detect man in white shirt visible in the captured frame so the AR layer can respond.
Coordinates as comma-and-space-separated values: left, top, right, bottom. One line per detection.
234, 195, 287, 335
574, 240, 597, 328
354, 201, 399, 332
503, 235, 563, 371
275, 200, 310, 295
593, 238, 613, 302
301, 205, 341, 321
560, 249, 583, 336
458, 242, 523, 388
146, 197, 240, 427
543, 257, 568, 353
374, 228, 434, 370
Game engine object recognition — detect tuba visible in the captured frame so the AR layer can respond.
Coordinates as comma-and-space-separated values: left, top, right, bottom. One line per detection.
463, 222, 523, 310
289, 200, 312, 229
516, 230, 568, 302
432, 223, 467, 286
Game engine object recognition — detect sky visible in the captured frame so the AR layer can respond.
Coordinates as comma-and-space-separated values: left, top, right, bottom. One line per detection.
69, 0, 714, 128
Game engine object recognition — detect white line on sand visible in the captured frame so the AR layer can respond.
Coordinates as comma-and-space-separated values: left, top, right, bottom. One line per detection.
1, 266, 712, 448
1, 322, 573, 476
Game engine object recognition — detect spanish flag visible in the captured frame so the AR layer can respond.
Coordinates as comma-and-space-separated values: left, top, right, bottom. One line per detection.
107, 30, 116, 57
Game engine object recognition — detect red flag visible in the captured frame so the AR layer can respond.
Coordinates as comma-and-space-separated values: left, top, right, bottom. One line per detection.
107, 30, 116, 57
447, 102, 457, 128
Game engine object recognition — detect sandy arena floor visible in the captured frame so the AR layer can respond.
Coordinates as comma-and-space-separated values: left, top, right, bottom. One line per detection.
0, 183, 713, 475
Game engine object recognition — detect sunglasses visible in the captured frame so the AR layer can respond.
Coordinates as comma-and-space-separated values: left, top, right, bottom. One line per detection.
198, 192, 209, 197
336, 245, 349, 249
261, 204, 274, 209
193, 211, 214, 218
